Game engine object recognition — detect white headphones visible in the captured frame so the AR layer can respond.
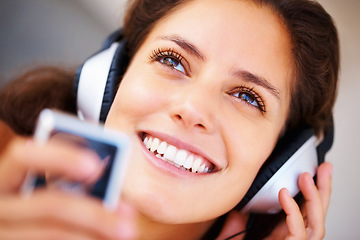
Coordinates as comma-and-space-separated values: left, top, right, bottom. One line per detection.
73, 30, 334, 214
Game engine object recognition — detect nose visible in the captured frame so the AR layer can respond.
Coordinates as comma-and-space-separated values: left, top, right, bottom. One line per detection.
169, 88, 216, 133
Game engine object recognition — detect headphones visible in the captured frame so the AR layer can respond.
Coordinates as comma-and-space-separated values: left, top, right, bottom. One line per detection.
73, 30, 334, 214
73, 30, 129, 123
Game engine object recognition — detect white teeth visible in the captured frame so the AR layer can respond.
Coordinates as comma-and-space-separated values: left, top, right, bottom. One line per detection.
164, 145, 176, 161
183, 154, 194, 169
198, 164, 205, 173
191, 157, 202, 173
150, 138, 160, 152
143, 135, 212, 174
174, 150, 187, 166
155, 153, 164, 160
144, 136, 149, 146
146, 137, 153, 149
157, 141, 167, 154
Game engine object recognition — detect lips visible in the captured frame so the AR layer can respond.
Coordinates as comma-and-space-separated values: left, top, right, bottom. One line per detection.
140, 133, 216, 174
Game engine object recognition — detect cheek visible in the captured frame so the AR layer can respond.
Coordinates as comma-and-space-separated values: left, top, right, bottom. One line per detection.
106, 73, 168, 128
221, 119, 281, 192
224, 115, 279, 165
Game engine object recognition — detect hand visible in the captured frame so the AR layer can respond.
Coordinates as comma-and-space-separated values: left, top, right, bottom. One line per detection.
0, 136, 136, 240
216, 162, 333, 240
267, 162, 333, 240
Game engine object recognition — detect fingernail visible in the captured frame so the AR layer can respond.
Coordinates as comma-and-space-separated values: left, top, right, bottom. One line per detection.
116, 221, 136, 239
282, 188, 291, 197
306, 173, 315, 185
117, 202, 135, 216
114, 203, 137, 239
328, 163, 333, 176
79, 152, 100, 175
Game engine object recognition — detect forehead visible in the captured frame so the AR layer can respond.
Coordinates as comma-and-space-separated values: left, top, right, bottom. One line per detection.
145, 0, 293, 96
154, 0, 288, 44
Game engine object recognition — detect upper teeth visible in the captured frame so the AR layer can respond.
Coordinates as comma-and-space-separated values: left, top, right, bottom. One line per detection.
143, 135, 212, 173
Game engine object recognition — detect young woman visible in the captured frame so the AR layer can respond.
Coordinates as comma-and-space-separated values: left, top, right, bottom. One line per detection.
0, 0, 338, 239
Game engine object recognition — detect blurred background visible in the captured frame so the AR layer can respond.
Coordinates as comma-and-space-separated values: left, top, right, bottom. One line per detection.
0, 0, 359, 239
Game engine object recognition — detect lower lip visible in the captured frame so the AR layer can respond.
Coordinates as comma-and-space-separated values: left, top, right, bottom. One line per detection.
138, 137, 205, 178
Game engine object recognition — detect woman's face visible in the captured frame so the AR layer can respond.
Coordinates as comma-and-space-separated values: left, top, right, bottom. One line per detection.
106, 0, 293, 223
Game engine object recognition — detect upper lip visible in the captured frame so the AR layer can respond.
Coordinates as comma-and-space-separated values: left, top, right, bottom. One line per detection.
138, 130, 223, 172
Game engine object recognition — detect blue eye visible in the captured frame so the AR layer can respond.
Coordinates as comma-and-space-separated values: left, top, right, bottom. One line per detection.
150, 48, 187, 75
230, 87, 265, 112
160, 57, 186, 74
238, 92, 259, 107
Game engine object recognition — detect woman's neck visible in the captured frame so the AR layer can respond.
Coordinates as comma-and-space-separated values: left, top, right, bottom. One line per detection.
133, 213, 217, 240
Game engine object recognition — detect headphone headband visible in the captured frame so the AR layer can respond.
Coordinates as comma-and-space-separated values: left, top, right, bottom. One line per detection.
76, 42, 120, 122
73, 30, 334, 214
73, 30, 129, 123
236, 121, 334, 214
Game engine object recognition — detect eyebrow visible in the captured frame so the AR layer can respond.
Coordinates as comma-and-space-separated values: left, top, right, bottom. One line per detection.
232, 70, 280, 99
159, 35, 280, 100
159, 35, 205, 61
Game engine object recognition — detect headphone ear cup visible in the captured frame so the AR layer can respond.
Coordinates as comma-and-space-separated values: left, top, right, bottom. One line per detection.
236, 127, 318, 214
73, 31, 129, 123
99, 40, 129, 122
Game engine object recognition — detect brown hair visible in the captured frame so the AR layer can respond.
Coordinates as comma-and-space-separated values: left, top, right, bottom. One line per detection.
1, 0, 338, 137
0, 66, 76, 135
0, 0, 339, 238
123, 0, 189, 57
121, 0, 339, 238
123, 0, 339, 136
259, 0, 339, 136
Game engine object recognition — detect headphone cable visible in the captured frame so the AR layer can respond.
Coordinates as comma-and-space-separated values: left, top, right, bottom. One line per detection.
222, 228, 247, 240
222, 213, 254, 240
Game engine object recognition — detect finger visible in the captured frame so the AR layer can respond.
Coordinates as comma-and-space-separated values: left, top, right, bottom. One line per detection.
316, 162, 333, 215
0, 224, 100, 240
0, 219, 134, 240
21, 140, 102, 181
0, 189, 136, 240
298, 172, 325, 240
278, 188, 306, 240
0, 138, 102, 192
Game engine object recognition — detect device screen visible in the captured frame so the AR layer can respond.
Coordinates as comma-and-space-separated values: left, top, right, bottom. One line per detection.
46, 129, 119, 199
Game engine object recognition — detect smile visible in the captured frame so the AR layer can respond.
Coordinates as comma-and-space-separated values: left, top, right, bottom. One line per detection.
141, 133, 216, 174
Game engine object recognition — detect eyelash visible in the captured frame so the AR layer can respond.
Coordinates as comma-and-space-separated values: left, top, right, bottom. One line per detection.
149, 48, 187, 74
149, 49, 266, 113
228, 86, 266, 113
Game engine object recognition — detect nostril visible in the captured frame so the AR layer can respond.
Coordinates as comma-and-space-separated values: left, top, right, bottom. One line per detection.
196, 123, 205, 128
171, 112, 211, 131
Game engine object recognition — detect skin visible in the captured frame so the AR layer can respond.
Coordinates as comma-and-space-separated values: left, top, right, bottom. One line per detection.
0, 136, 332, 240
0, 137, 137, 240
217, 162, 332, 239
107, 0, 291, 225
0, 0, 333, 239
